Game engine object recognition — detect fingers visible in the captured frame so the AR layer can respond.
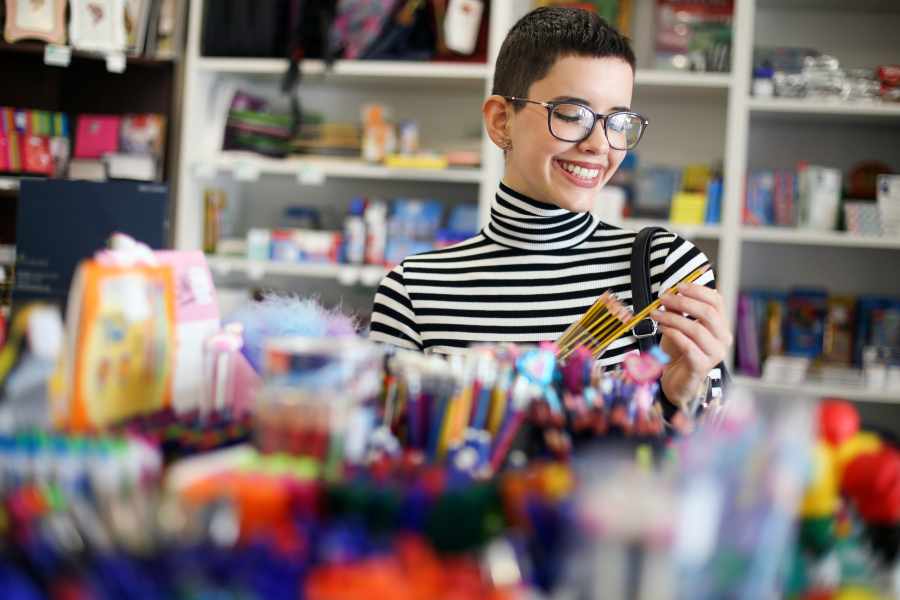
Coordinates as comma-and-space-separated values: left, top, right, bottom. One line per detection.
658, 284, 733, 348
655, 325, 709, 373
675, 282, 723, 310
651, 309, 727, 367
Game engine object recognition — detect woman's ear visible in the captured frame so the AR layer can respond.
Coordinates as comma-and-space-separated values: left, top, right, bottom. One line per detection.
483, 95, 513, 151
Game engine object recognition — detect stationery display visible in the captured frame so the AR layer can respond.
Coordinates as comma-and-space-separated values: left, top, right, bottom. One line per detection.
223, 91, 294, 159
784, 400, 900, 599
210, 195, 478, 269
71, 112, 166, 181
654, 0, 733, 73
753, 49, 898, 104
0, 107, 70, 177
50, 236, 176, 431
627, 159, 723, 225
5, 365, 893, 598
744, 164, 898, 235
0, 234, 897, 598
736, 288, 900, 389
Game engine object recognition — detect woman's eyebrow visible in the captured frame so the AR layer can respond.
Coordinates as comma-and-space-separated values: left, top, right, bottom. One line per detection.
549, 97, 632, 112
549, 95, 592, 105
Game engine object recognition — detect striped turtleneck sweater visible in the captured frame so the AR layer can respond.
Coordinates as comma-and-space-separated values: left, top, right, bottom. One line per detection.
369, 182, 722, 398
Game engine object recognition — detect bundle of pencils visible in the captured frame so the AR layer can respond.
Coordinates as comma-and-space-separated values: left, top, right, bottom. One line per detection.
556, 265, 710, 361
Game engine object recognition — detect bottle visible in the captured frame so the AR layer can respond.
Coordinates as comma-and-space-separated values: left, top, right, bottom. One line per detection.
344, 198, 367, 265
752, 66, 775, 98
364, 200, 387, 266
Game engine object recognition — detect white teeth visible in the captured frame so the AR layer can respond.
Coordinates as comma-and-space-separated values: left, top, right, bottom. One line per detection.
559, 161, 600, 180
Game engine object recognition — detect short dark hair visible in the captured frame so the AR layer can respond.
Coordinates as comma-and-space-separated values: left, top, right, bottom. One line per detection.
492, 7, 636, 108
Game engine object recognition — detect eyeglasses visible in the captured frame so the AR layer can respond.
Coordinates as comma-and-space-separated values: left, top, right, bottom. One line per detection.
504, 96, 649, 150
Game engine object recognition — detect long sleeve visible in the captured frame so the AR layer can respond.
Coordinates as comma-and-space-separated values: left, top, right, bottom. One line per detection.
657, 234, 724, 401
368, 263, 423, 351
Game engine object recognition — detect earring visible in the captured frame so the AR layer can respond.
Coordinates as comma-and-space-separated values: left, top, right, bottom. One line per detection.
501, 139, 513, 151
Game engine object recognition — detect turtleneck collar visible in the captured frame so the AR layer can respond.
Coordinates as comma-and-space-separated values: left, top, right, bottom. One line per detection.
482, 182, 600, 251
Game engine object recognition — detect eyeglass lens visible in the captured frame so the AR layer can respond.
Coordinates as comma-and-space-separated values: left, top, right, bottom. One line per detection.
550, 103, 644, 149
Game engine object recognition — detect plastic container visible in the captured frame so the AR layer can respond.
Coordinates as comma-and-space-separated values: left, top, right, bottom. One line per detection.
752, 66, 775, 98
256, 337, 382, 464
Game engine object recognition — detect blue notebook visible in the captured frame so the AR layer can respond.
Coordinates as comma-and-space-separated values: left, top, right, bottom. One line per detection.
13, 179, 170, 309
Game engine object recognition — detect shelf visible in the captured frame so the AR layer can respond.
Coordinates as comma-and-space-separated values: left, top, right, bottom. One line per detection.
634, 70, 732, 89
755, 0, 900, 13
0, 177, 21, 192
0, 41, 175, 67
0, 175, 49, 193
0, 245, 14, 266
749, 97, 900, 120
198, 153, 483, 184
615, 218, 722, 240
207, 256, 387, 287
195, 57, 489, 82
734, 375, 900, 404
741, 226, 900, 249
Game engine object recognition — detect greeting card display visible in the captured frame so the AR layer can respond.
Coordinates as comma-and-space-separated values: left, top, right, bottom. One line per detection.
4, 0, 68, 45
69, 0, 126, 53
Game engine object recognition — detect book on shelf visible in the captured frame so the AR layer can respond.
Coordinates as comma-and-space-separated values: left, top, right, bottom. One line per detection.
736, 287, 900, 380
743, 166, 846, 230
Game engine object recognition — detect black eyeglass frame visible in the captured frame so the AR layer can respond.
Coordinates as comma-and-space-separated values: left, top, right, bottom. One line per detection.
503, 96, 649, 150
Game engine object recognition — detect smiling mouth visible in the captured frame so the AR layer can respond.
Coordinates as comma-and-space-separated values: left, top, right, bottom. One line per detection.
555, 158, 605, 182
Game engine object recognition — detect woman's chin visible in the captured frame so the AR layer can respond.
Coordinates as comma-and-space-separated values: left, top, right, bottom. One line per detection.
553, 193, 595, 214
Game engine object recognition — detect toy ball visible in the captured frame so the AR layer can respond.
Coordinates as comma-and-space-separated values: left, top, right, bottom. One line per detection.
834, 432, 883, 483
819, 400, 860, 447
801, 442, 840, 519
842, 448, 900, 524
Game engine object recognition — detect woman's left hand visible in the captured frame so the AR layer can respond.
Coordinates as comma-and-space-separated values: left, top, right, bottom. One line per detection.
650, 282, 733, 407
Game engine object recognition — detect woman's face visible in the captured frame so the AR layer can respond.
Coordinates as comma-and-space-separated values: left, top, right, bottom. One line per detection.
502, 55, 635, 213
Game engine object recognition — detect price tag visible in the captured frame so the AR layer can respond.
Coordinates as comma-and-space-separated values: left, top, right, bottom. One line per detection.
234, 160, 260, 182
44, 44, 72, 67
247, 262, 266, 280
296, 165, 325, 186
337, 266, 360, 287
105, 52, 126, 73
212, 260, 231, 276
361, 266, 386, 288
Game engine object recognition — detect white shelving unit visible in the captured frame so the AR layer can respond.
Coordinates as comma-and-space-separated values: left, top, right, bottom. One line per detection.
195, 57, 490, 82
733, 376, 899, 404
730, 0, 900, 404
0, 177, 21, 192
634, 70, 732, 89
749, 97, 900, 119
198, 153, 483, 184
175, 0, 900, 404
741, 226, 900, 250
619, 218, 722, 240
206, 256, 387, 287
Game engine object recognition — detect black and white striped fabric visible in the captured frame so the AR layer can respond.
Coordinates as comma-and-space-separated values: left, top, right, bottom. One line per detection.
370, 182, 722, 398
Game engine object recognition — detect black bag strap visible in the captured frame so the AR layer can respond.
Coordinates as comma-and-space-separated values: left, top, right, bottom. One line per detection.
630, 226, 666, 353
281, 1, 337, 137
630, 226, 732, 397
